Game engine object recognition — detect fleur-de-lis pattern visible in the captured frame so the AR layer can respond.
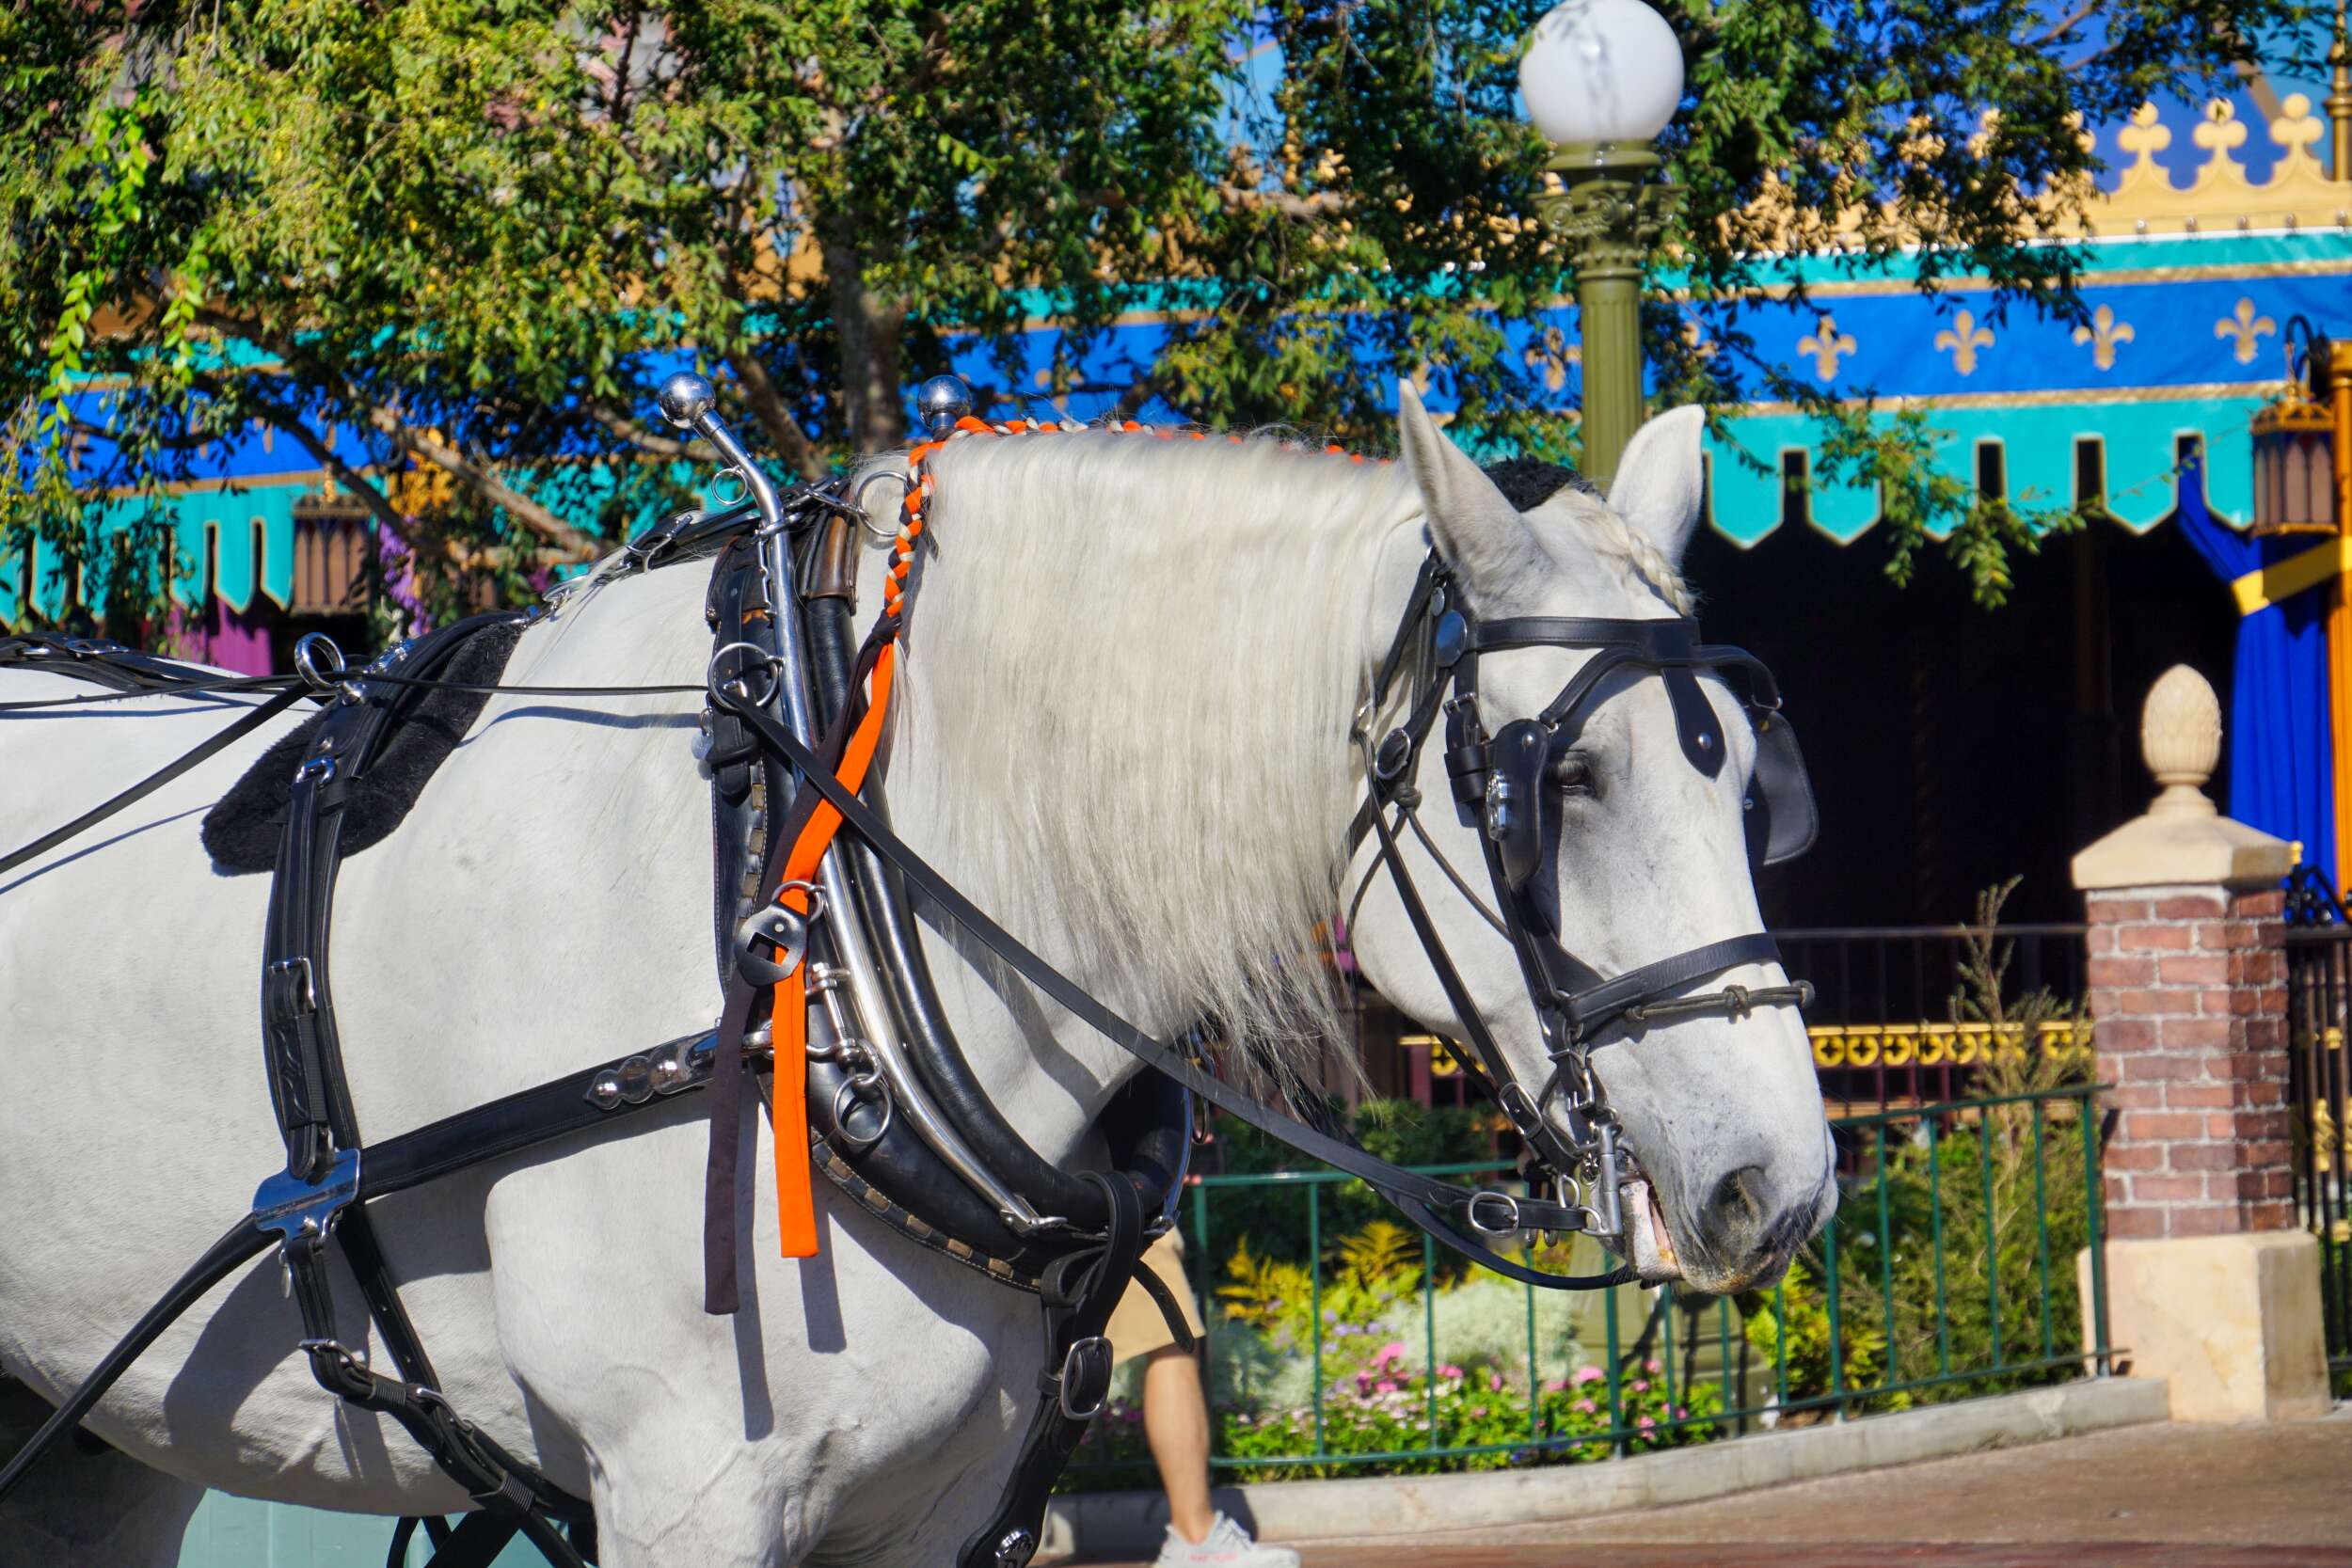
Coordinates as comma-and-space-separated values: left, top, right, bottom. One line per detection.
1797, 314, 1856, 381
2073, 304, 2135, 371
1933, 309, 1995, 376
2215, 297, 2276, 365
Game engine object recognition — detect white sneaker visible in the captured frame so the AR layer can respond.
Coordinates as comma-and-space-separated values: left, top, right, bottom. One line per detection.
1151, 1512, 1300, 1567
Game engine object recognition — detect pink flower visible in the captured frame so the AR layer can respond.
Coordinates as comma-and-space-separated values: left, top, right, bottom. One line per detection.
1630, 1379, 1649, 1393
1573, 1399, 1596, 1414
1439, 1364, 1466, 1381
1645, 1358, 1661, 1375
1375, 1379, 1399, 1395
1470, 1406, 1488, 1418
1487, 1372, 1505, 1392
1542, 1378, 1566, 1393
1373, 1341, 1407, 1368
1675, 1405, 1688, 1418
1637, 1416, 1656, 1430
1573, 1366, 1603, 1386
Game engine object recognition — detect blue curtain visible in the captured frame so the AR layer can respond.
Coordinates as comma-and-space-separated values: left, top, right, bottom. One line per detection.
2173, 448, 2335, 877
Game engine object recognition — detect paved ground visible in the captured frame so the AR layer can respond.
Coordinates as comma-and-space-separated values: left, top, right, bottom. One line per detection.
1090, 1414, 2352, 1566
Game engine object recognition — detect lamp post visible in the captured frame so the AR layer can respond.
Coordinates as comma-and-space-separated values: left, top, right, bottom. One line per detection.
1520, 0, 1685, 485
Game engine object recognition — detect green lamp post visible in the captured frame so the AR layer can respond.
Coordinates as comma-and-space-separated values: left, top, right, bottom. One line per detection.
1521, 0, 1686, 485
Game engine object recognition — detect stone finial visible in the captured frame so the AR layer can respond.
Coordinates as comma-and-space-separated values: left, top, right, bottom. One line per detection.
2143, 663, 2223, 818
2074, 664, 2294, 891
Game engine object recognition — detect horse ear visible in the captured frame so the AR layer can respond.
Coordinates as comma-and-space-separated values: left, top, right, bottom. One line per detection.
1395, 380, 1544, 596
1604, 405, 1707, 569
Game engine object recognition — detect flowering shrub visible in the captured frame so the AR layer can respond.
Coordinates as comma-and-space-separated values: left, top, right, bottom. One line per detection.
1068, 1354, 1720, 1489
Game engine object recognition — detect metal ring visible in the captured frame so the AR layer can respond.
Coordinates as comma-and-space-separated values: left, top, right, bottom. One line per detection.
774, 879, 826, 925
851, 471, 913, 540
1466, 1190, 1524, 1235
831, 1075, 893, 1150
707, 640, 780, 710
293, 633, 346, 691
707, 467, 748, 507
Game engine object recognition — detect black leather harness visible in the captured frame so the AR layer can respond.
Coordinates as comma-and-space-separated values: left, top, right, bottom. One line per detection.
0, 425, 1819, 1568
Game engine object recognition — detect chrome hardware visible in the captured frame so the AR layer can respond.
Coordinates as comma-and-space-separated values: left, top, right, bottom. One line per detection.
916, 374, 975, 438
1483, 771, 1516, 843
993, 1528, 1039, 1568
1055, 1336, 1113, 1420
293, 633, 346, 691
584, 1032, 720, 1113
707, 641, 782, 711
735, 883, 821, 987
251, 1148, 361, 1242
831, 1071, 893, 1150
1372, 728, 1413, 783
851, 471, 913, 540
656, 371, 718, 430
803, 961, 848, 996
267, 956, 317, 1010
1465, 1190, 1523, 1235
294, 754, 337, 785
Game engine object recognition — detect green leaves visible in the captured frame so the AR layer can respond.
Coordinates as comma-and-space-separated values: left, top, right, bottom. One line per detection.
0, 0, 2315, 630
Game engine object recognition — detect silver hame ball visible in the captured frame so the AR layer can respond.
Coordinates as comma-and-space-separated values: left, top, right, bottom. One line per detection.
916, 374, 975, 438
656, 371, 717, 430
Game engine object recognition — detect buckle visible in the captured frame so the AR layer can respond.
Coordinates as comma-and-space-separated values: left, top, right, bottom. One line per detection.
1055, 1335, 1113, 1421
267, 956, 318, 1015
734, 882, 822, 987
1465, 1190, 1523, 1235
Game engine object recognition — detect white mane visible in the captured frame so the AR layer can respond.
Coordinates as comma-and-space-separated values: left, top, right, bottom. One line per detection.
890, 425, 1686, 1084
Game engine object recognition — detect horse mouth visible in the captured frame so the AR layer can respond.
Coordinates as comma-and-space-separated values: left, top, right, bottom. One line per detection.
1621, 1176, 1682, 1284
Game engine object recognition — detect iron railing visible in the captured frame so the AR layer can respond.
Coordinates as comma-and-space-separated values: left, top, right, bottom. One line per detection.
1068, 1084, 2111, 1486
2283, 868, 2352, 1380
1778, 925, 2090, 1116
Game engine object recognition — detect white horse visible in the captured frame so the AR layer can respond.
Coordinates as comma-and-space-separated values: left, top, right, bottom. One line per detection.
0, 386, 1832, 1567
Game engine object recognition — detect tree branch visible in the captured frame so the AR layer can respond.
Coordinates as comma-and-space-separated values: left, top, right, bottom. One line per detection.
587, 402, 696, 459
367, 410, 606, 560
724, 349, 825, 476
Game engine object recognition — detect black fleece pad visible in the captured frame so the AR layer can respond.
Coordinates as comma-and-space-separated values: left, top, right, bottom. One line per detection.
201, 620, 526, 875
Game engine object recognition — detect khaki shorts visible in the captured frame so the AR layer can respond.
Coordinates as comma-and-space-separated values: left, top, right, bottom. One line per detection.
1104, 1230, 1207, 1366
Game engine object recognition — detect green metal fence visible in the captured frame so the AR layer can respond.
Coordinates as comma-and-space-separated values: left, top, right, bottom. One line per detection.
1068, 1083, 2113, 1485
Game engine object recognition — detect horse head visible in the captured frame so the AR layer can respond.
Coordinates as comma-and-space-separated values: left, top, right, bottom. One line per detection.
1347, 386, 1835, 1295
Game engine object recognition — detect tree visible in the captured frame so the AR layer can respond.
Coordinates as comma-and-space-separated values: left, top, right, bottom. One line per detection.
0, 1, 2311, 631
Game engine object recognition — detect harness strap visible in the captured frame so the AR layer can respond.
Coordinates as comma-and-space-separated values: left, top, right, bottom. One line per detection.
955, 1172, 1149, 1568
0, 685, 308, 879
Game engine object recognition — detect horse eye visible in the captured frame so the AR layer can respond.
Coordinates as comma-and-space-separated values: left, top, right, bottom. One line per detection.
1549, 753, 1596, 796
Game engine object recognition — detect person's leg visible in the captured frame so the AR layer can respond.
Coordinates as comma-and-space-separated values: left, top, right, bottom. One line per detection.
1140, 1345, 1215, 1544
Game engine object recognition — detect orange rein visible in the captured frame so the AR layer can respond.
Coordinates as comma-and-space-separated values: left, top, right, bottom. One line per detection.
763, 412, 1375, 1255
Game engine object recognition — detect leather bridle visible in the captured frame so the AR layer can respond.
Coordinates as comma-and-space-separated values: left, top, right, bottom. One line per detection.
1349, 552, 1818, 1237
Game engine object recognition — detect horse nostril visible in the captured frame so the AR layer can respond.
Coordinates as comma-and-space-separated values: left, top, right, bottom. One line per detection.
1702, 1164, 1767, 1243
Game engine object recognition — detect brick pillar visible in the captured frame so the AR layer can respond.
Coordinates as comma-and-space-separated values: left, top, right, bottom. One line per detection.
2072, 665, 2327, 1420
2084, 885, 2294, 1239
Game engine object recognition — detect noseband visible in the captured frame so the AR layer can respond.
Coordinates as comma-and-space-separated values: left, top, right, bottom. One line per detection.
1351, 551, 1818, 1237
